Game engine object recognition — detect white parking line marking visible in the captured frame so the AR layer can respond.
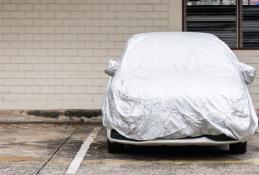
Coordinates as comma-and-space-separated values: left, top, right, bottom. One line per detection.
66, 127, 101, 175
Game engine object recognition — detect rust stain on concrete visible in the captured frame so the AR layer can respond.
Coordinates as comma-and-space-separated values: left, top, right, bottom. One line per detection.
0, 156, 32, 162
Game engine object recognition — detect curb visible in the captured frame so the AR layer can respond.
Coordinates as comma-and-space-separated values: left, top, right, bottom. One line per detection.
0, 109, 102, 124
0, 109, 258, 124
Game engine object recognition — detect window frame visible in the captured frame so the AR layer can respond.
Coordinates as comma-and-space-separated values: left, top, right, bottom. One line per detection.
182, 0, 259, 50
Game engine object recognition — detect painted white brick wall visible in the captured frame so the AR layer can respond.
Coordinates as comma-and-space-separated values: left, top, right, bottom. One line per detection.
0, 0, 169, 109
0, 0, 259, 109
235, 50, 259, 108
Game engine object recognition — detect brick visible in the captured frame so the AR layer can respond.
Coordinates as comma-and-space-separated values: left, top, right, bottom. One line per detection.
55, 42, 70, 48
70, 12, 85, 19
55, 0, 69, 3
40, 42, 55, 48
47, 94, 63, 101
32, 79, 48, 85
64, 19, 78, 26
108, 4, 122, 11
25, 0, 40, 3
33, 34, 48, 41
138, 19, 152, 26
33, 4, 47, 11
115, 12, 130, 19
1, 0, 11, 3
24, 86, 40, 94
70, 42, 85, 48
19, 4, 33, 11
11, 86, 24, 93
11, 42, 25, 48
63, 4, 78, 11
154, 4, 168, 11
77, 4, 92, 11
40, 12, 55, 18
78, 94, 92, 101
47, 4, 63, 11
11, 12, 24, 18
93, 5, 108, 11
72, 0, 85, 4
32, 19, 47, 25
55, 86, 70, 93
48, 79, 63, 85
16, 75, 31, 82
63, 33, 77, 40
4, 34, 18, 41
40, 27, 55, 33
70, 86, 85, 93
63, 49, 77, 56
93, 79, 108, 86
18, 34, 33, 41
0, 42, 10, 49
18, 94, 33, 101
70, 27, 84, 33
85, 86, 100, 93
123, 5, 138, 11
25, 27, 39, 34
2, 49, 18, 56
4, 94, 18, 101
153, 19, 168, 26
32, 94, 47, 101
0, 27, 10, 33
0, 86, 10, 93
11, 26, 25, 33
63, 94, 77, 101
138, 5, 153, 12
24, 72, 41, 78
3, 4, 17, 11
48, 19, 63, 25
24, 12, 40, 19
55, 12, 69, 18
147, 0, 161, 3
41, 86, 55, 93
3, 19, 17, 25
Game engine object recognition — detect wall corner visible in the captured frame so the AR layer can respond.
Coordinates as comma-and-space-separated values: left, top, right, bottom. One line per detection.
169, 0, 183, 31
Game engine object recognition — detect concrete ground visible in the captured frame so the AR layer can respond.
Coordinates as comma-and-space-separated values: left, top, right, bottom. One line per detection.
0, 124, 258, 175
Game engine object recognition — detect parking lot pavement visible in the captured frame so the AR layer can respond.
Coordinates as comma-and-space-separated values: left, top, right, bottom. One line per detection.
0, 124, 95, 175
80, 127, 259, 175
0, 124, 259, 175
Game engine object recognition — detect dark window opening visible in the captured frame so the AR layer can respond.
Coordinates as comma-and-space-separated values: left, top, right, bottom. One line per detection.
184, 0, 259, 49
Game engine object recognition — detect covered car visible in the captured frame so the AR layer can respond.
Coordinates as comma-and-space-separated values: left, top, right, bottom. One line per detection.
102, 32, 258, 153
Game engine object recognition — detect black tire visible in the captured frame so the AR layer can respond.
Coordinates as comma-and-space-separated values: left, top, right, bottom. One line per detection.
229, 141, 247, 154
107, 139, 125, 154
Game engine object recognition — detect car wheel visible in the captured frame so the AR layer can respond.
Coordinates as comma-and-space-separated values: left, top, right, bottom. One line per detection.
107, 138, 124, 154
229, 141, 247, 154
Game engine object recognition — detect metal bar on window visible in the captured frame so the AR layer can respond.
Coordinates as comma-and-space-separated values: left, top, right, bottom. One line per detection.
237, 0, 243, 48
182, 0, 187, 31
185, 0, 237, 48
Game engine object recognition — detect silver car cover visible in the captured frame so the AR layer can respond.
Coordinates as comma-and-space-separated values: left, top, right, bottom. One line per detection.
102, 32, 258, 140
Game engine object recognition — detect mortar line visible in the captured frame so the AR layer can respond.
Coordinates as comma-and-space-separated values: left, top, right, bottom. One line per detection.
34, 127, 78, 175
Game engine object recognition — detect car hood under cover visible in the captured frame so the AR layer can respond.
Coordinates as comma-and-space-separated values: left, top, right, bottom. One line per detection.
102, 32, 258, 140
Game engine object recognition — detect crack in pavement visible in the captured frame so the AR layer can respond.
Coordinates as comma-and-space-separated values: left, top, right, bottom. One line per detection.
34, 128, 78, 175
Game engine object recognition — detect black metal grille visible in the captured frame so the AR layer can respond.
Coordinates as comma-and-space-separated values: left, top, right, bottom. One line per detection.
243, 5, 259, 48
185, 0, 259, 49
186, 5, 237, 48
